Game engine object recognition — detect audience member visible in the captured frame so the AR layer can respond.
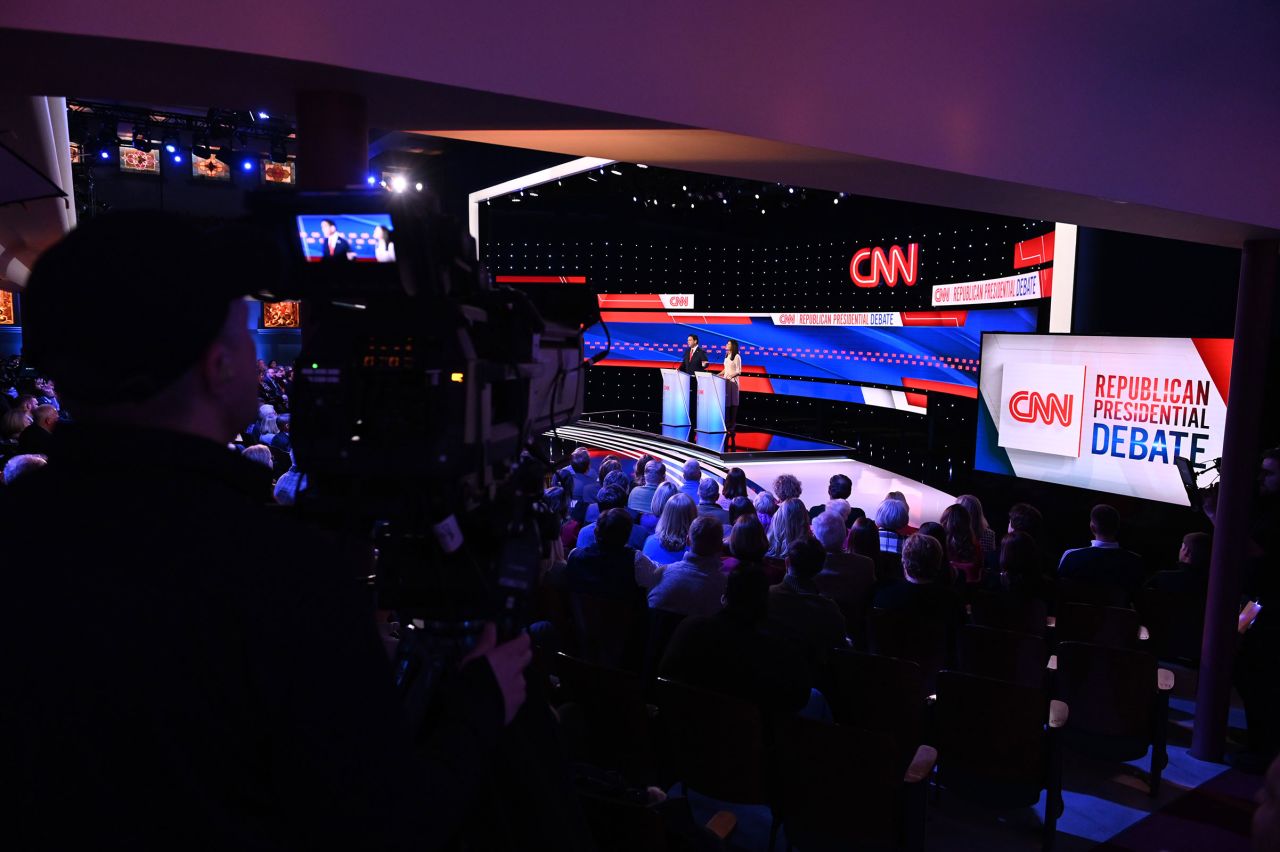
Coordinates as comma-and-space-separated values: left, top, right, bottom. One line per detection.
957, 493, 996, 559
247, 403, 278, 446
643, 493, 698, 565
722, 467, 748, 501
766, 497, 810, 559
885, 491, 917, 534
812, 510, 876, 604
561, 447, 594, 502
3, 453, 47, 485
586, 469, 633, 523
754, 491, 778, 530
584, 456, 621, 505
941, 503, 982, 584
578, 486, 650, 550
641, 482, 679, 530
773, 473, 803, 502
1007, 502, 1044, 538
562, 508, 663, 600
1146, 531, 1211, 597
17, 404, 58, 456
1057, 504, 1145, 600
768, 537, 848, 666
273, 450, 306, 506
626, 459, 667, 514
916, 521, 956, 586
811, 473, 853, 520
678, 458, 702, 501
15, 393, 38, 415
660, 565, 811, 714
696, 477, 731, 525
263, 412, 291, 452
874, 497, 910, 555
241, 444, 274, 471
873, 534, 965, 627
633, 453, 657, 488
648, 516, 728, 617
727, 495, 754, 525
991, 531, 1048, 599
722, 514, 769, 572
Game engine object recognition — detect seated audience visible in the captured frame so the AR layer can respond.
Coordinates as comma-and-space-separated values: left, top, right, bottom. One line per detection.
812, 510, 876, 604
1057, 503, 1145, 600
773, 473, 803, 503
727, 495, 754, 525
873, 533, 965, 628
583, 455, 621, 505
1146, 531, 1211, 598
957, 493, 997, 560
3, 453, 47, 485
578, 486, 650, 550
648, 516, 729, 617
989, 531, 1048, 600
17, 404, 59, 456
562, 508, 662, 599
917, 521, 956, 586
585, 469, 632, 524
262, 412, 291, 452
626, 459, 667, 515
560, 446, 595, 502
754, 491, 779, 531
660, 564, 811, 714
886, 490, 917, 535
1, 408, 32, 446
643, 493, 698, 565
678, 458, 701, 501
722, 514, 769, 572
766, 497, 810, 559
722, 466, 748, 501
941, 503, 982, 584
632, 453, 657, 489
640, 481, 679, 530
1007, 502, 1044, 538
247, 403, 278, 446
241, 444, 274, 471
696, 477, 731, 526
768, 537, 849, 666
811, 473, 853, 520
273, 450, 306, 506
874, 497, 910, 555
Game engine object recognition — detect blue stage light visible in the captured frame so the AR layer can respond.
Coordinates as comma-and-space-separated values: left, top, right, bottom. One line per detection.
366, 175, 377, 186
164, 143, 177, 154
257, 111, 270, 120
242, 159, 255, 171
173, 153, 183, 164
98, 149, 110, 160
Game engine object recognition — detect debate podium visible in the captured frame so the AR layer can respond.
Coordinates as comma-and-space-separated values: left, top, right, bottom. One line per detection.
695, 371, 728, 433
660, 368, 692, 427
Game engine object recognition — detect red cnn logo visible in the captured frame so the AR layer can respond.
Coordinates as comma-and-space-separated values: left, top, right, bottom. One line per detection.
1008, 391, 1074, 426
850, 243, 919, 288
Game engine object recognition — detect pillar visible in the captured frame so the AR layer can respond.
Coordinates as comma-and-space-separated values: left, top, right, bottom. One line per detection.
1191, 238, 1279, 761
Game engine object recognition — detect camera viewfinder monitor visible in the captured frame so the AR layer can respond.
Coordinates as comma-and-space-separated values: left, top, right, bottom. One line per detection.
297, 213, 396, 263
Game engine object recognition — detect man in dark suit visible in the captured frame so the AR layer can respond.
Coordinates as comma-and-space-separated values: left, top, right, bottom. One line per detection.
319, 219, 351, 261
1057, 504, 1146, 601
679, 334, 709, 426
17, 404, 58, 456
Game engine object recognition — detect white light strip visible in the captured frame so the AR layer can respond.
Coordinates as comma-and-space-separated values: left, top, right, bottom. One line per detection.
1049, 223, 1078, 334
468, 157, 616, 259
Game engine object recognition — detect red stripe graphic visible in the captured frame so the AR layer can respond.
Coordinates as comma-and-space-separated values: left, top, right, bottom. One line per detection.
901, 377, 979, 399
495, 275, 587, 284
1038, 268, 1054, 298
1191, 338, 1234, 406
904, 391, 929, 409
901, 311, 969, 327
1013, 232, 1056, 269
597, 294, 665, 308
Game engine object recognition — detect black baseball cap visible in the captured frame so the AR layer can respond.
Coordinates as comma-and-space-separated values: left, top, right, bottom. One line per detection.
23, 211, 277, 403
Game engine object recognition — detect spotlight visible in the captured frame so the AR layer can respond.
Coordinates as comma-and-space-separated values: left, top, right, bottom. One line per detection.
242, 158, 256, 172
192, 135, 211, 159
172, 153, 184, 164
95, 122, 119, 159
268, 137, 288, 164
390, 175, 408, 193
366, 175, 377, 186
98, 149, 110, 161
415, 182, 423, 191
257, 111, 270, 120
164, 140, 178, 154
131, 126, 154, 153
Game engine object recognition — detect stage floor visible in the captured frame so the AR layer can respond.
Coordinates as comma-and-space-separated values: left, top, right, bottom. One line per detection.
545, 410, 957, 527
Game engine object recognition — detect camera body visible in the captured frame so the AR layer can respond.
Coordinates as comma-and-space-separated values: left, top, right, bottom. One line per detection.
244, 189, 597, 631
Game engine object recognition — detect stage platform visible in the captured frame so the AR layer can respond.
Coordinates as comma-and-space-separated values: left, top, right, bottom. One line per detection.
544, 410, 957, 527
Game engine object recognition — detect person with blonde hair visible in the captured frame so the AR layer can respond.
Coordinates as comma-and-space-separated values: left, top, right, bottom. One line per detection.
644, 493, 698, 565
3, 453, 47, 485
767, 498, 810, 559
754, 491, 778, 531
957, 493, 995, 558
2, 408, 33, 442
241, 444, 274, 471
641, 481, 679, 530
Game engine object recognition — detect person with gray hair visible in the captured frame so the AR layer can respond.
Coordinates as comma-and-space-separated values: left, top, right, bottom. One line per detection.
679, 458, 702, 501
767, 498, 811, 559
3, 453, 47, 485
812, 510, 876, 609
626, 458, 667, 514
696, 477, 731, 526
241, 444, 274, 472
773, 474, 803, 502
647, 515, 729, 617
753, 491, 779, 531
874, 498, 910, 555
642, 481, 679, 530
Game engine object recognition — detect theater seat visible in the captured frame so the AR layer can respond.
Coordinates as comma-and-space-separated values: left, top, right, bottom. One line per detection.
957, 624, 1050, 689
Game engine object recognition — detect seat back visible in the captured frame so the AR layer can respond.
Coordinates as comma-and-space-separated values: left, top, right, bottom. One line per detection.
775, 717, 906, 850
868, 607, 949, 693
958, 624, 1049, 689
654, 678, 769, 805
1057, 577, 1130, 608
815, 558, 877, 641
577, 791, 669, 852
1055, 602, 1140, 648
570, 591, 645, 670
826, 649, 925, 767
1136, 587, 1204, 663
551, 653, 654, 776
642, 609, 687, 686
934, 670, 1049, 807
1055, 641, 1157, 745
970, 589, 1048, 637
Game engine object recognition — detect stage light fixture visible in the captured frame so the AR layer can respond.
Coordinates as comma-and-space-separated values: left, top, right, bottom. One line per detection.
131, 126, 154, 152
172, 153, 183, 164
192, 135, 211, 159
242, 158, 256, 172
257, 111, 270, 120
98, 149, 110, 161
415, 182, 423, 191
366, 175, 377, 186
268, 137, 288, 164
390, 175, 408, 193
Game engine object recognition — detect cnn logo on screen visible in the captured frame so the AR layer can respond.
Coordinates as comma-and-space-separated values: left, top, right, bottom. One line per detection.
997, 362, 1085, 457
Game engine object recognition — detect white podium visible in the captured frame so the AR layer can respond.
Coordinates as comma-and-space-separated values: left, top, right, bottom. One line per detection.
660, 368, 692, 427
695, 371, 728, 433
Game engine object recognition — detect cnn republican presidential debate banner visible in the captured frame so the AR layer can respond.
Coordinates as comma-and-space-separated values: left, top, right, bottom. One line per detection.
975, 334, 1234, 506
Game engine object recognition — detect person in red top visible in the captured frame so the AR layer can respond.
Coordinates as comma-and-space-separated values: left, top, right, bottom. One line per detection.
941, 503, 983, 584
